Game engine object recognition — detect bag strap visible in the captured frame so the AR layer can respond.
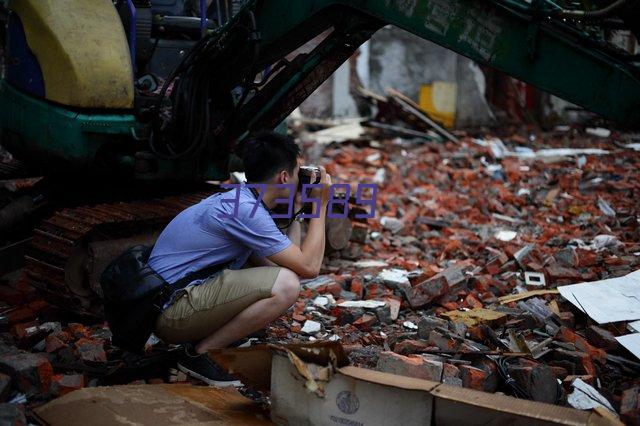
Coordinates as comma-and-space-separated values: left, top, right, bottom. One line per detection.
170, 260, 231, 291
152, 260, 231, 310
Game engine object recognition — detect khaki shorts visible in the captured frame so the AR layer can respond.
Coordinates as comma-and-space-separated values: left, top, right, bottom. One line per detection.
155, 266, 282, 343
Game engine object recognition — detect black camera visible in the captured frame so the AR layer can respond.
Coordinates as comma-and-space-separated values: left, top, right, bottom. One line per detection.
298, 166, 321, 186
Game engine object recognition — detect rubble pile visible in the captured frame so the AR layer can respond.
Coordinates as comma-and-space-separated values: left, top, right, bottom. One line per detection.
1, 119, 640, 423
267, 125, 640, 422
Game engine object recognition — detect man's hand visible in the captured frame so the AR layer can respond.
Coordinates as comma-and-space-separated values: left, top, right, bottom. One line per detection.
309, 166, 332, 207
268, 166, 331, 279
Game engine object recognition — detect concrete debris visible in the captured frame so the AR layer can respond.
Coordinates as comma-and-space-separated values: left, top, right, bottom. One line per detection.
300, 320, 322, 335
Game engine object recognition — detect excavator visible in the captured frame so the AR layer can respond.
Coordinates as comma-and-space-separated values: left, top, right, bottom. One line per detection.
0, 0, 639, 318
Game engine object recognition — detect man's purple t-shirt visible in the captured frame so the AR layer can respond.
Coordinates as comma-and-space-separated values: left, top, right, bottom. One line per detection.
148, 184, 291, 287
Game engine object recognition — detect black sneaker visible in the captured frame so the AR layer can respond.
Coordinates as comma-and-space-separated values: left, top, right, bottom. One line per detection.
177, 344, 242, 387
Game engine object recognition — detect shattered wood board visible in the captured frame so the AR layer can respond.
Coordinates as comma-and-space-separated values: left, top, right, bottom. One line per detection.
441, 308, 507, 327
33, 384, 271, 425
557, 269, 640, 324
498, 289, 559, 305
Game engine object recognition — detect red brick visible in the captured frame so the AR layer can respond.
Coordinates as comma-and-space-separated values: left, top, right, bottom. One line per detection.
556, 327, 606, 363
350, 277, 364, 299
574, 248, 598, 267
353, 314, 377, 331
51, 374, 84, 396
365, 282, 393, 300
68, 323, 90, 339
394, 339, 432, 355
75, 338, 107, 364
459, 365, 488, 391
464, 293, 483, 309
442, 363, 462, 387
376, 351, 443, 382
408, 275, 449, 308
44, 335, 67, 353
0, 352, 53, 396
585, 326, 619, 350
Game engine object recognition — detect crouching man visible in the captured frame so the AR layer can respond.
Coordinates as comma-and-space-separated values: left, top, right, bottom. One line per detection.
147, 131, 331, 386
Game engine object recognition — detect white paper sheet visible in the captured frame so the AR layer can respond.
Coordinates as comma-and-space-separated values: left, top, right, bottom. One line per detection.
616, 333, 640, 361
557, 269, 640, 324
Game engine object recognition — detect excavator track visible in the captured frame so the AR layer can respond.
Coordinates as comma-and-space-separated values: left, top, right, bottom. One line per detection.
25, 190, 215, 318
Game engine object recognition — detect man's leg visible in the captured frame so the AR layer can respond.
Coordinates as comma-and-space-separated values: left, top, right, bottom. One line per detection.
155, 266, 300, 347
194, 268, 299, 353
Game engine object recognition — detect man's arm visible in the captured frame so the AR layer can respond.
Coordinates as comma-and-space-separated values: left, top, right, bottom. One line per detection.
247, 219, 301, 267
267, 167, 331, 279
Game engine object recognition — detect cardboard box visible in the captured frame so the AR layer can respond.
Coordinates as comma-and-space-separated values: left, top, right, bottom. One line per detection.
271, 358, 437, 426
210, 342, 621, 426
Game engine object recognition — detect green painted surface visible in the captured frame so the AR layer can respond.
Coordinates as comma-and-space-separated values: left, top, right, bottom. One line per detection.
251, 0, 640, 125
0, 79, 137, 167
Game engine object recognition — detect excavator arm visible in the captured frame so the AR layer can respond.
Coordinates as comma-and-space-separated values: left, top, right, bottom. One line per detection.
245, 0, 640, 130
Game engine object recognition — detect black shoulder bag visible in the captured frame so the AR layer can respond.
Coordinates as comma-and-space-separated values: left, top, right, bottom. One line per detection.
100, 245, 228, 353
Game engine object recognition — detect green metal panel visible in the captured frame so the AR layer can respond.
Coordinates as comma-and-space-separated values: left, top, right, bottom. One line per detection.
0, 79, 137, 167
246, 0, 640, 126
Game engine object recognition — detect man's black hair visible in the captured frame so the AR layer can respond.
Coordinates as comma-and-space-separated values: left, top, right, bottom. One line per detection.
241, 131, 301, 182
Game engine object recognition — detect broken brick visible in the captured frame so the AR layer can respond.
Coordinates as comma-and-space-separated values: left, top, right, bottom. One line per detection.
353, 314, 377, 331
417, 316, 448, 340
376, 351, 442, 382
75, 338, 107, 364
442, 363, 462, 387
68, 323, 90, 339
585, 325, 619, 350
556, 326, 606, 363
393, 339, 432, 355
408, 275, 449, 308
507, 364, 558, 403
459, 365, 488, 391
0, 352, 53, 396
51, 374, 85, 396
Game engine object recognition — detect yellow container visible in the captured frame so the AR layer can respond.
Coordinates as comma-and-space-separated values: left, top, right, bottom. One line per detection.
418, 82, 457, 128
10, 0, 134, 109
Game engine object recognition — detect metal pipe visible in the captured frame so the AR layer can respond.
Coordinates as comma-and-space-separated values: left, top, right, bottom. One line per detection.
550, 0, 634, 20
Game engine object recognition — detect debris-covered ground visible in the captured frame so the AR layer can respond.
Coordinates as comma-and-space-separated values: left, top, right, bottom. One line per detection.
266, 120, 640, 422
1, 115, 640, 423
